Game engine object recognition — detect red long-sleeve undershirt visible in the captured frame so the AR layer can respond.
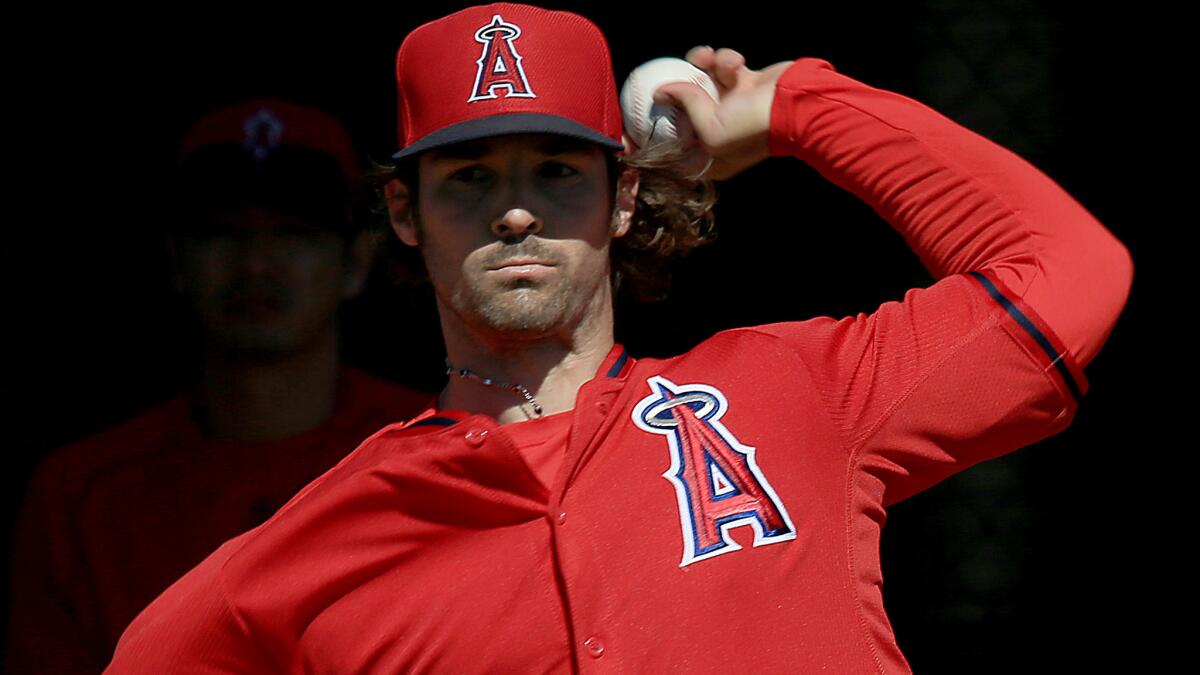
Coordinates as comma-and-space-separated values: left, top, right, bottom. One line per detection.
766, 57, 1132, 370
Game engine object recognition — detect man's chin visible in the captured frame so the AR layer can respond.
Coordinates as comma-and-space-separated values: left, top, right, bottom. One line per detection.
465, 291, 571, 338
474, 310, 564, 338
205, 326, 303, 359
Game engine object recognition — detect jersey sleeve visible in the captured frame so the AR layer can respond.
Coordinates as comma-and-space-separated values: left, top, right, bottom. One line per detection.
751, 57, 1129, 503
750, 269, 1086, 505
104, 536, 273, 674
766, 57, 1132, 371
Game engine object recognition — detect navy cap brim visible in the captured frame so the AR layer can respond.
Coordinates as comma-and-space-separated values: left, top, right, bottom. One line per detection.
392, 112, 624, 160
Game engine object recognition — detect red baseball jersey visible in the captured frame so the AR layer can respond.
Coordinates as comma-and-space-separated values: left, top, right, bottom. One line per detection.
6, 367, 433, 674
104, 56, 1128, 674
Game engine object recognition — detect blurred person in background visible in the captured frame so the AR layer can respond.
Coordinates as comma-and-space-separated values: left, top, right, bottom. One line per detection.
4, 98, 432, 674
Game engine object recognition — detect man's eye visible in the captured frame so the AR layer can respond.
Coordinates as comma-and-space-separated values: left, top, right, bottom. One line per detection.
540, 162, 579, 178
449, 166, 489, 183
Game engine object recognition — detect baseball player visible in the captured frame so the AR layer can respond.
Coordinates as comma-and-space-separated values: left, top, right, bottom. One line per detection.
5, 99, 433, 674
105, 3, 1132, 673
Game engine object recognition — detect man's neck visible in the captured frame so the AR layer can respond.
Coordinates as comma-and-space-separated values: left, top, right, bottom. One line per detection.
198, 328, 341, 442
438, 300, 616, 425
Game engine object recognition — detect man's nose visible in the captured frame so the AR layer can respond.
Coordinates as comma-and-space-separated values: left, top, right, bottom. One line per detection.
491, 206, 543, 240
231, 232, 281, 273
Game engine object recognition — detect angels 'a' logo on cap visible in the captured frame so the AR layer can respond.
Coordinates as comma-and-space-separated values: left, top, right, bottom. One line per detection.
468, 14, 536, 102
241, 107, 285, 162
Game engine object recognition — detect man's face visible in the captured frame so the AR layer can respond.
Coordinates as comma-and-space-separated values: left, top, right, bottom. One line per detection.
173, 204, 356, 356
396, 133, 629, 341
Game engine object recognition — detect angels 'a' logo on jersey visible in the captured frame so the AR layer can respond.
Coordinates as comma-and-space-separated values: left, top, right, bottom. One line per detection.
468, 14, 536, 103
633, 376, 796, 567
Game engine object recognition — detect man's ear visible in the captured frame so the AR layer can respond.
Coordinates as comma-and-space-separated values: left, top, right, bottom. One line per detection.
613, 165, 640, 238
384, 178, 419, 247
620, 132, 639, 156
341, 230, 381, 300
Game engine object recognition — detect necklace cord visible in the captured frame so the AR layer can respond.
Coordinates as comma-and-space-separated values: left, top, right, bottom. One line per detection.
444, 359, 545, 418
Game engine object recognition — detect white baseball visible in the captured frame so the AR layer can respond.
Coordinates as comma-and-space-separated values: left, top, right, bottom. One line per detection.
620, 57, 720, 156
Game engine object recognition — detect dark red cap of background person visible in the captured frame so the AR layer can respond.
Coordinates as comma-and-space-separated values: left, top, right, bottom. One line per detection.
171, 98, 364, 233
392, 2, 625, 160
177, 97, 360, 189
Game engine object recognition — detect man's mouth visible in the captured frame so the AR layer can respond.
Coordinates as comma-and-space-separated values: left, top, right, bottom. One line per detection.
486, 258, 557, 280
220, 283, 291, 317
487, 258, 556, 271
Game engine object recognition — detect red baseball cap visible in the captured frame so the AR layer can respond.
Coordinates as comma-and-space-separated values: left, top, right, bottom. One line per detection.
392, 3, 625, 160
177, 98, 359, 188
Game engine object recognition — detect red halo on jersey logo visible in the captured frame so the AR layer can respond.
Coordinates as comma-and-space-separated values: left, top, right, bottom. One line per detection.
633, 376, 796, 567
468, 14, 536, 103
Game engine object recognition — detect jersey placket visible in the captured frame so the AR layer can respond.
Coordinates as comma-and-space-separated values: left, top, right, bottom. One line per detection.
545, 362, 635, 673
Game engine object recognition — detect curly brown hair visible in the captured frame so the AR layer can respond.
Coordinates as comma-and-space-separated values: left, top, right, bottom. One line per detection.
364, 141, 718, 302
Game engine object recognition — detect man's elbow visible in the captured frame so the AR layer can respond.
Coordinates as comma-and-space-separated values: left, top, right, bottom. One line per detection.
1075, 231, 1134, 368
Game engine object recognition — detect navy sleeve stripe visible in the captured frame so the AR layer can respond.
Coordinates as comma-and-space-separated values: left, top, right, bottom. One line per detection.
409, 416, 460, 428
607, 349, 629, 378
968, 271, 1083, 403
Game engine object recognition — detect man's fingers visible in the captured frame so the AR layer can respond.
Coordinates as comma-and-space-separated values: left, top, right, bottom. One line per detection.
653, 81, 720, 141
712, 48, 746, 90
685, 45, 715, 69
684, 46, 748, 94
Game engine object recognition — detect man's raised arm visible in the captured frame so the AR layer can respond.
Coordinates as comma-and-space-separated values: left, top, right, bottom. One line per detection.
659, 48, 1132, 369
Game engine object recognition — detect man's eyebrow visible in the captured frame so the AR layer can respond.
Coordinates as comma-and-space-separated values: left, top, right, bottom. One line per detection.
426, 136, 597, 162
426, 140, 491, 161
534, 136, 597, 156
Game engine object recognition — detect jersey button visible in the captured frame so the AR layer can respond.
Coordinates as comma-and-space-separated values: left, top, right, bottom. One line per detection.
557, 511, 567, 526
464, 428, 488, 447
583, 637, 605, 658
595, 400, 610, 414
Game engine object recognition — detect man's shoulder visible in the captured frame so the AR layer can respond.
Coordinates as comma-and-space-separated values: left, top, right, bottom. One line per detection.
108, 528, 263, 669
28, 394, 195, 493
335, 366, 437, 428
199, 419, 452, 592
230, 417, 444, 531
655, 318, 831, 364
658, 274, 996, 369
12, 394, 196, 543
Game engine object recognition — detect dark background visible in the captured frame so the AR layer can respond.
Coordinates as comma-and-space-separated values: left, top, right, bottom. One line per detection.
4, 1, 1168, 671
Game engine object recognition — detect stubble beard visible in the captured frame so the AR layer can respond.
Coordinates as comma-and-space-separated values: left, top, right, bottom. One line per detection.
419, 218, 615, 343
451, 271, 583, 340
445, 240, 613, 343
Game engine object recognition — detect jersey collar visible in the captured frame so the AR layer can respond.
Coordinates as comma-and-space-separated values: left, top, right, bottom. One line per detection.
402, 342, 632, 429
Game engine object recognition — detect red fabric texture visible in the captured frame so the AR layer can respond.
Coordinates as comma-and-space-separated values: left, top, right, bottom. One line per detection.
409, 405, 574, 491
767, 58, 1131, 369
103, 58, 1129, 674
5, 368, 432, 674
500, 409, 574, 490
